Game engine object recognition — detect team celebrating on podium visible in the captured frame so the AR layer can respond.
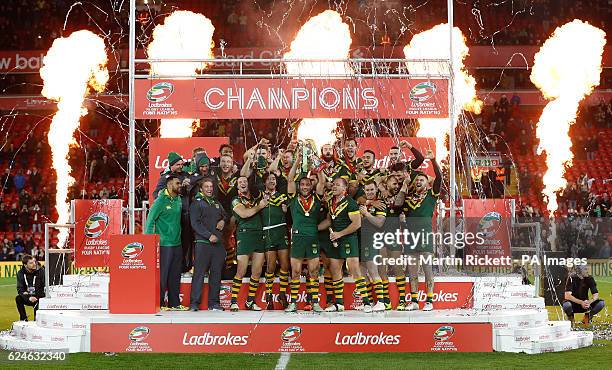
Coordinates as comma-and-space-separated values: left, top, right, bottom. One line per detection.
145, 138, 441, 313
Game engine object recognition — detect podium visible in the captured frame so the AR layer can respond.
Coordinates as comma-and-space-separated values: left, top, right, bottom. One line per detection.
109, 234, 160, 314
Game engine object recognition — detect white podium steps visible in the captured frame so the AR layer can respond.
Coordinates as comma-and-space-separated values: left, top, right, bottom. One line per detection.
0, 332, 70, 352
474, 297, 546, 311
39, 297, 107, 310
474, 284, 536, 299
48, 289, 108, 300
11, 321, 87, 353
494, 320, 572, 351
509, 331, 593, 354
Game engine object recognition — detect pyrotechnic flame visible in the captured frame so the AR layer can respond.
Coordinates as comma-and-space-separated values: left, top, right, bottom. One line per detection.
40, 30, 109, 248
283, 10, 353, 149
147, 10, 215, 138
404, 23, 483, 159
530, 20, 606, 215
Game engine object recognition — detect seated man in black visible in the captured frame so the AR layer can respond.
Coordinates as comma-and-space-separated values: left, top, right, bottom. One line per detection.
563, 265, 605, 325
16, 254, 45, 321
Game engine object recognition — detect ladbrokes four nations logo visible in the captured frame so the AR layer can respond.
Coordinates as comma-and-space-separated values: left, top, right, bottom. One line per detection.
146, 82, 174, 102
129, 326, 150, 342
84, 212, 109, 238
121, 242, 144, 259
409, 81, 437, 102
431, 325, 457, 352
279, 326, 304, 352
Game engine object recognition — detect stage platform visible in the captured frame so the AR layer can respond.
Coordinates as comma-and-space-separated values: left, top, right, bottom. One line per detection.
0, 274, 594, 354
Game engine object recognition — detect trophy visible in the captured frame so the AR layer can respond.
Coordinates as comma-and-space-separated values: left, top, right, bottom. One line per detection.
300, 139, 324, 174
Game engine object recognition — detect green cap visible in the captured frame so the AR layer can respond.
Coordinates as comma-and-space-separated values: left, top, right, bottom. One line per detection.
167, 152, 183, 166
198, 155, 210, 167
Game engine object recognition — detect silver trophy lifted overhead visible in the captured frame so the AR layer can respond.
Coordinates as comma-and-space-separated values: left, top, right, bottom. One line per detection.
300, 139, 322, 174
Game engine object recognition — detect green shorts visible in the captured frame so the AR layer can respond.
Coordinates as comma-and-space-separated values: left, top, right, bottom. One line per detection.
264, 226, 288, 251
360, 240, 381, 262
236, 230, 265, 255
318, 230, 340, 259
338, 233, 359, 259
290, 235, 319, 259
404, 242, 433, 254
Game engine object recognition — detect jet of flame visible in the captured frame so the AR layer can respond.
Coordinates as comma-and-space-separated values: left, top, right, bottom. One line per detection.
147, 10, 215, 138
283, 10, 353, 149
404, 23, 482, 159
530, 20, 606, 215
40, 30, 109, 247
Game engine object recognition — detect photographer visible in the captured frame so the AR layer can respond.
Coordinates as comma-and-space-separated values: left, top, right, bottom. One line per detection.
563, 265, 605, 325
16, 255, 45, 321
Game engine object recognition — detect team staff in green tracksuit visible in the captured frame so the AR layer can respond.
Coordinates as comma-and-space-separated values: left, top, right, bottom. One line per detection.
145, 174, 187, 311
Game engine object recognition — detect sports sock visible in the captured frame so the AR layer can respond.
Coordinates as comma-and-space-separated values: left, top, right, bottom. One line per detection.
426, 292, 433, 303
355, 277, 370, 305
396, 276, 406, 302
411, 292, 419, 303
247, 277, 259, 302
231, 276, 241, 304
290, 279, 300, 303
265, 272, 275, 295
382, 279, 390, 304
324, 274, 334, 303
308, 277, 319, 303
373, 279, 383, 304
333, 279, 344, 305
279, 269, 289, 296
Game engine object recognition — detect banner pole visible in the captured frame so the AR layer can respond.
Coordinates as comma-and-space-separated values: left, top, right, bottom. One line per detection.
448, 0, 458, 260
128, 0, 136, 234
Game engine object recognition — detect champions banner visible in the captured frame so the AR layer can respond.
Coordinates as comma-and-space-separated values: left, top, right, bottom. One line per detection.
91, 322, 491, 353
135, 78, 449, 119
463, 199, 513, 265
148, 137, 229, 202
72, 199, 123, 268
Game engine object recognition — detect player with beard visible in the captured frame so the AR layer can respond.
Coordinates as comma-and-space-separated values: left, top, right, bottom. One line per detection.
216, 155, 239, 271
230, 176, 269, 311
319, 177, 371, 312
284, 149, 325, 312
382, 141, 425, 177
355, 149, 382, 201
270, 149, 295, 194
358, 181, 387, 312
340, 138, 360, 196
261, 172, 290, 309
395, 150, 441, 311
375, 174, 404, 310
242, 139, 272, 191
318, 143, 350, 304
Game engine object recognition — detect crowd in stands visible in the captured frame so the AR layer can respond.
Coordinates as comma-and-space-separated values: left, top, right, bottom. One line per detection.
0, 1, 609, 51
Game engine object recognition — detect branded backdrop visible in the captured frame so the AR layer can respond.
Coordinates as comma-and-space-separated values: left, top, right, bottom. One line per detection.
463, 199, 513, 264
356, 136, 437, 176
90, 322, 492, 352
73, 199, 123, 267
135, 78, 449, 119
148, 137, 228, 202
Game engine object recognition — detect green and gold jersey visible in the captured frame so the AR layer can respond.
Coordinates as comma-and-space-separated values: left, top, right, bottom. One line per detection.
402, 188, 439, 232
363, 201, 387, 219
328, 196, 360, 234
288, 192, 323, 237
261, 191, 287, 227
231, 192, 263, 232
216, 173, 238, 212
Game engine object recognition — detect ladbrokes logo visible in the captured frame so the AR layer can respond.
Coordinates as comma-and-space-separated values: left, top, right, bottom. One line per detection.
281, 326, 301, 343
477, 212, 502, 238
119, 241, 146, 270
335, 332, 401, 346
279, 326, 304, 352
129, 326, 150, 342
431, 325, 457, 352
182, 332, 248, 346
126, 326, 152, 352
121, 242, 144, 259
409, 81, 437, 102
84, 212, 109, 238
146, 82, 174, 102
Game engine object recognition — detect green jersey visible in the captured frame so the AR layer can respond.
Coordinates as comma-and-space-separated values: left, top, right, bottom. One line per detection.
288, 193, 323, 237
261, 192, 287, 227
144, 189, 182, 247
231, 192, 263, 232
329, 196, 360, 235
403, 188, 439, 232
